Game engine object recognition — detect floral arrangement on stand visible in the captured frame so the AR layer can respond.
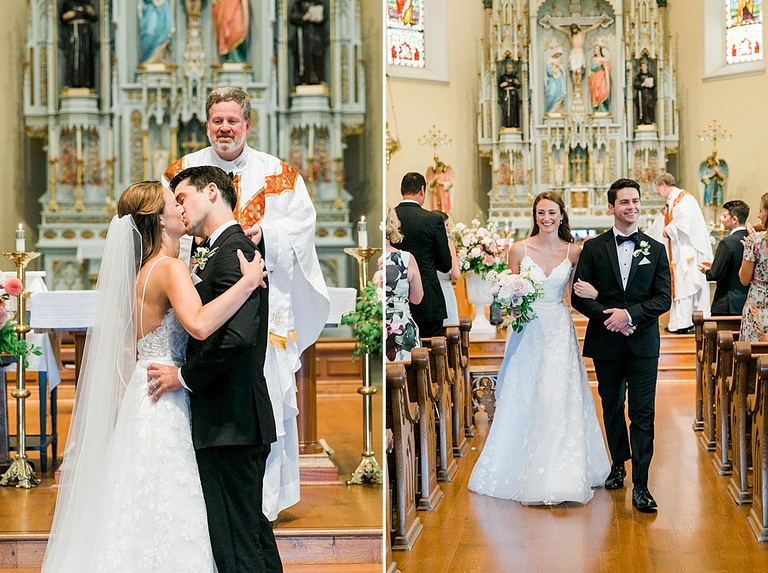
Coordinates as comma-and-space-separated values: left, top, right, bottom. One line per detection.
0, 277, 42, 367
486, 267, 545, 333
452, 219, 507, 278
341, 276, 384, 358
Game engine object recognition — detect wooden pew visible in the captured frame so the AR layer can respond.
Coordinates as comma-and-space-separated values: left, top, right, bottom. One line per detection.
727, 341, 768, 504
405, 347, 443, 511
748, 356, 768, 542
458, 317, 476, 438
387, 363, 423, 551
699, 317, 742, 451
384, 429, 400, 573
713, 330, 738, 476
445, 326, 469, 457
693, 310, 707, 431
425, 336, 459, 482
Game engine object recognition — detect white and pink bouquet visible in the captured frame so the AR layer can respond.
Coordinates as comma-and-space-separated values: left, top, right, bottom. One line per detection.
485, 267, 545, 333
453, 219, 507, 278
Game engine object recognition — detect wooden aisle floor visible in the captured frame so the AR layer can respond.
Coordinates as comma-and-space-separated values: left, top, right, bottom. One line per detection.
0, 380, 383, 573
396, 383, 768, 573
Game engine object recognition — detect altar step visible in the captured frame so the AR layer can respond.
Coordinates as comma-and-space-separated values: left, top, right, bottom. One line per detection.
0, 528, 382, 570
469, 320, 696, 383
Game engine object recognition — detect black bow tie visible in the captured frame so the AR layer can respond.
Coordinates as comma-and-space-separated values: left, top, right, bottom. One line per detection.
198, 237, 211, 250
616, 232, 639, 246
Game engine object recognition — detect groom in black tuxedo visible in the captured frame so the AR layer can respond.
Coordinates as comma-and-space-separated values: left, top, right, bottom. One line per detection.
572, 178, 671, 513
150, 165, 281, 572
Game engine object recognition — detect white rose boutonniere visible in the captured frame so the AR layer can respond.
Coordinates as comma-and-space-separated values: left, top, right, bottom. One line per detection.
633, 240, 651, 258
192, 246, 218, 271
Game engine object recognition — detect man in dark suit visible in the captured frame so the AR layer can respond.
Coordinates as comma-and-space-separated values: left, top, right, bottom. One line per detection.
150, 165, 281, 572
572, 178, 671, 513
698, 200, 749, 315
392, 171, 453, 337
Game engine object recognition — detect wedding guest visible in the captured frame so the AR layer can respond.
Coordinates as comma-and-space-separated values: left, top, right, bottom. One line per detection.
739, 193, 768, 341
433, 210, 460, 325
698, 200, 749, 315
386, 205, 423, 361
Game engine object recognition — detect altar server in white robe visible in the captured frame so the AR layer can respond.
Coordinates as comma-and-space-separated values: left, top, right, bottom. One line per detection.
165, 86, 330, 520
647, 172, 713, 333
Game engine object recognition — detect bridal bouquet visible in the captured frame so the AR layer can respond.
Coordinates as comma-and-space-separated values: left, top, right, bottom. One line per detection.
453, 219, 507, 278
486, 267, 545, 333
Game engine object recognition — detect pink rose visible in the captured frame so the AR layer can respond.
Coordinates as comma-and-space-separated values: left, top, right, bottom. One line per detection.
484, 254, 495, 265
4, 277, 23, 297
508, 276, 534, 298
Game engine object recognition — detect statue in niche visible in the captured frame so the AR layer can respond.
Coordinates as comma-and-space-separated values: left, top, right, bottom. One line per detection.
633, 61, 656, 126
545, 49, 566, 115
593, 159, 605, 186
699, 152, 728, 206
498, 60, 521, 129
61, 0, 97, 89
587, 45, 611, 113
290, 0, 327, 86
152, 143, 171, 180
548, 17, 609, 88
139, 0, 175, 65
426, 161, 454, 213
212, 0, 250, 64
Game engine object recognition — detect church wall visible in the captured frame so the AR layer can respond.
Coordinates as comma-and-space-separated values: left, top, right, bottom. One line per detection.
668, 2, 768, 225
0, 7, 36, 271
386, 0, 486, 224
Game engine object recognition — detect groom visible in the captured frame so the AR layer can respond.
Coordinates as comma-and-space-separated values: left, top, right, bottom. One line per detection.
149, 165, 282, 571
572, 178, 671, 513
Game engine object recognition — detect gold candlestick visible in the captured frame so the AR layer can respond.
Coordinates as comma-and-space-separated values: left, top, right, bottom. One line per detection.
343, 246, 383, 485
106, 157, 116, 215
0, 249, 42, 488
333, 157, 345, 210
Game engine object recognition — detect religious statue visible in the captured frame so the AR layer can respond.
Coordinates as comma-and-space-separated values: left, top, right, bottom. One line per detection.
139, 0, 175, 65
699, 152, 729, 206
212, 0, 250, 64
545, 50, 566, 115
547, 16, 609, 88
594, 160, 605, 186
587, 45, 611, 113
290, 0, 327, 86
61, 0, 98, 89
426, 161, 454, 213
152, 143, 170, 180
498, 60, 521, 129
633, 61, 656, 125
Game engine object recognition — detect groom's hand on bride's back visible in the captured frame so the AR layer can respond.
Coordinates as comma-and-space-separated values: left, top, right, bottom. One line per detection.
147, 363, 183, 402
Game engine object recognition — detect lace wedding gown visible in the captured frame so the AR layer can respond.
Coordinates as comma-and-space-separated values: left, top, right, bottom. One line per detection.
92, 309, 216, 572
468, 252, 610, 504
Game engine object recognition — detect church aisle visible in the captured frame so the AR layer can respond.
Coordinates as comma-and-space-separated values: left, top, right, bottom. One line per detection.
396, 383, 768, 573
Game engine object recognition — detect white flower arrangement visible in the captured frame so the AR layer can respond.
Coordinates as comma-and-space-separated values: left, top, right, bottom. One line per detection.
453, 219, 507, 278
486, 266, 545, 333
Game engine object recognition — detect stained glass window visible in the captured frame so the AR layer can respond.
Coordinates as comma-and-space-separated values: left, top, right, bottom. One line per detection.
726, 0, 763, 64
387, 0, 426, 68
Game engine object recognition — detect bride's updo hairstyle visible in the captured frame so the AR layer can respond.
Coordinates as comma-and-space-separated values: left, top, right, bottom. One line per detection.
118, 181, 165, 267
530, 191, 574, 243
386, 205, 403, 244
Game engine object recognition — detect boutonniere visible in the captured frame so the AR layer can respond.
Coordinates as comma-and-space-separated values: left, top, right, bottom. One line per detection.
633, 240, 651, 258
192, 246, 218, 271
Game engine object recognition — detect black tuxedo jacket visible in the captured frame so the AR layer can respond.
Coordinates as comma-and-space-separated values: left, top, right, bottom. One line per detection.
393, 201, 453, 323
181, 224, 276, 450
572, 230, 671, 360
706, 229, 748, 315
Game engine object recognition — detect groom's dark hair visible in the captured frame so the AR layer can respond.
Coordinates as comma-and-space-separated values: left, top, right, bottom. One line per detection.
607, 178, 641, 205
170, 165, 238, 211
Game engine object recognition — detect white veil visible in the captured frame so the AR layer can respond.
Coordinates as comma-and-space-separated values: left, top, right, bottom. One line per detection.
41, 215, 140, 572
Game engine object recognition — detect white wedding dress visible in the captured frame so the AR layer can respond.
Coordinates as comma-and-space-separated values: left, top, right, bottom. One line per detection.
468, 250, 610, 504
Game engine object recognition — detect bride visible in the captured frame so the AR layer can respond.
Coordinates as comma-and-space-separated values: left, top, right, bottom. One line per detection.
468, 191, 610, 504
41, 181, 266, 572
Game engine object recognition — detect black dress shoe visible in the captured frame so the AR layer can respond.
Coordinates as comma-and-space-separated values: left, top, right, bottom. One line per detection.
632, 485, 658, 513
604, 463, 626, 490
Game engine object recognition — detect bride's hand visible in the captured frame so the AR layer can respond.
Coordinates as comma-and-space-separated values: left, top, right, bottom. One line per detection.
239, 249, 268, 290
573, 279, 598, 300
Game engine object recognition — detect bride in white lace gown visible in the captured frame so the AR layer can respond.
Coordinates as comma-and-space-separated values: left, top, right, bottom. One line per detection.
42, 182, 265, 572
468, 192, 610, 504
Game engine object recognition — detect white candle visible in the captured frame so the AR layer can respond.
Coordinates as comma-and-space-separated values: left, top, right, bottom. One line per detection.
107, 126, 113, 160
505, 218, 510, 234
307, 125, 314, 157
76, 127, 82, 159
15, 224, 25, 252
357, 216, 368, 249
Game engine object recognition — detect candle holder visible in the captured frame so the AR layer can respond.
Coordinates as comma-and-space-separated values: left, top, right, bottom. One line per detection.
0, 249, 42, 488
105, 156, 116, 215
343, 246, 383, 486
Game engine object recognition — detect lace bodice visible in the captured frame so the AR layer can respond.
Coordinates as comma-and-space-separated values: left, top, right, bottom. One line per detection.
521, 254, 572, 304
137, 309, 189, 365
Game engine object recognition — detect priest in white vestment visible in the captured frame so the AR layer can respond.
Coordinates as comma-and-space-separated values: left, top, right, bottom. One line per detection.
647, 172, 713, 333
165, 87, 330, 520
